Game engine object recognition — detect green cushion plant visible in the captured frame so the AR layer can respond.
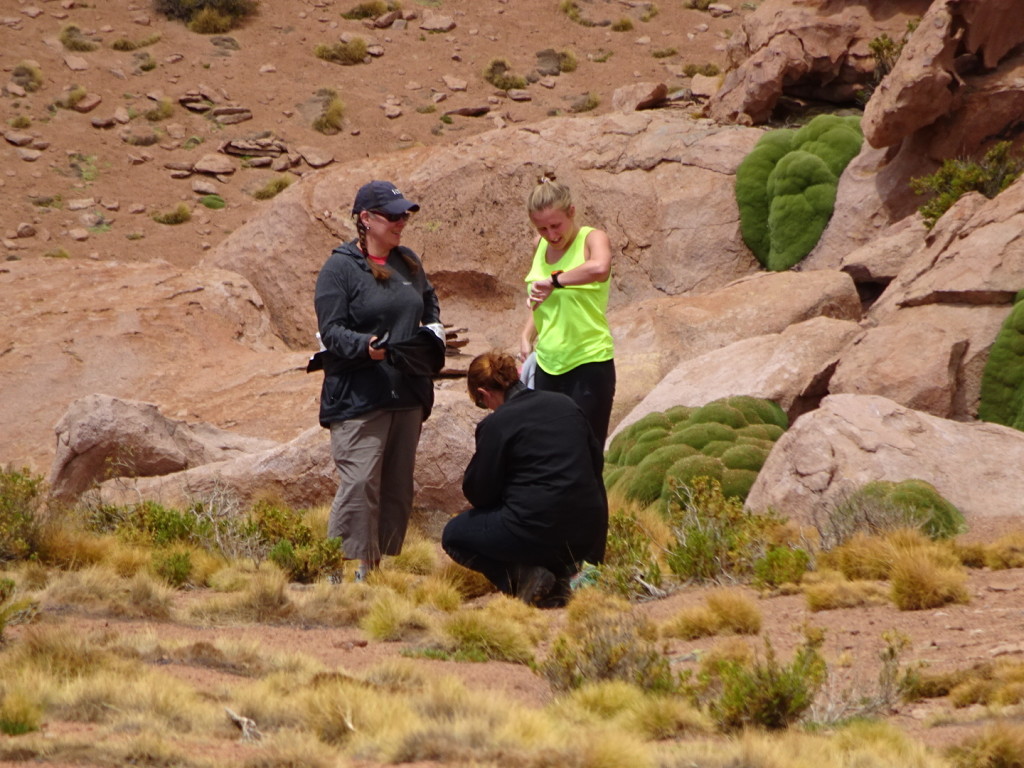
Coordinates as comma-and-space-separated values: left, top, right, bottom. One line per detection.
735, 114, 863, 271
978, 290, 1024, 430
606, 395, 788, 503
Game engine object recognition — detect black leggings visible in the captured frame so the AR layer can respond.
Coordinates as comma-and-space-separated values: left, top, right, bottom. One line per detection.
442, 509, 589, 595
533, 359, 615, 446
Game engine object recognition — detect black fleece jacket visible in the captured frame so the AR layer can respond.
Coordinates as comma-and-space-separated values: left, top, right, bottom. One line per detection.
463, 385, 608, 561
314, 240, 440, 426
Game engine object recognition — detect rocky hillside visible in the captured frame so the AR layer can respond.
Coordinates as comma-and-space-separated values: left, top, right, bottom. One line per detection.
4, 0, 1024, 534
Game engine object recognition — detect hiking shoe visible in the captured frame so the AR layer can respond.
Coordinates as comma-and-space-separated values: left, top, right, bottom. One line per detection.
513, 565, 556, 606
535, 575, 572, 609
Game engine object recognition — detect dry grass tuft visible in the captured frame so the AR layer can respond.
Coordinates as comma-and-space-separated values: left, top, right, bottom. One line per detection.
889, 549, 969, 611
801, 568, 890, 612
664, 588, 761, 639
361, 589, 431, 641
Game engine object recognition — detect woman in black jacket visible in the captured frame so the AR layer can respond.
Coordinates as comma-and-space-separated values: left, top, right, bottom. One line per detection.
442, 351, 608, 607
314, 180, 441, 582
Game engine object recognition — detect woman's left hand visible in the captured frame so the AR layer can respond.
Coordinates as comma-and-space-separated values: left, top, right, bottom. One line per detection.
527, 279, 553, 310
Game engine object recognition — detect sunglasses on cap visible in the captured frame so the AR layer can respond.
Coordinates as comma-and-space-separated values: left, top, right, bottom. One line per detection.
370, 209, 413, 222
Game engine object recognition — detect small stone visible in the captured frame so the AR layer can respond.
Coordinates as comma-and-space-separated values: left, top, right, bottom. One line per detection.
191, 178, 219, 195
6, 83, 27, 98
100, 199, 120, 211
22, 7, 44, 18
67, 198, 95, 210
259, 63, 276, 74
193, 152, 235, 175
507, 89, 532, 102
442, 74, 468, 91
80, 211, 105, 227
17, 148, 42, 162
63, 54, 88, 71
72, 93, 102, 113
3, 131, 34, 147
91, 116, 117, 129
296, 146, 334, 168
383, 104, 402, 119
69, 228, 90, 241
129, 203, 147, 214
16, 223, 36, 238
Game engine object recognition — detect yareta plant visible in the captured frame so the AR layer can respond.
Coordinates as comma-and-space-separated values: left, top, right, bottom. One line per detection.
850, 479, 966, 540
605, 395, 788, 506
735, 114, 863, 271
978, 290, 1024, 430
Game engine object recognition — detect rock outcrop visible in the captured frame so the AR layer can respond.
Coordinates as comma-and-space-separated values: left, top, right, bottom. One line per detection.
707, 0, 929, 125
746, 394, 1024, 524
49, 394, 278, 501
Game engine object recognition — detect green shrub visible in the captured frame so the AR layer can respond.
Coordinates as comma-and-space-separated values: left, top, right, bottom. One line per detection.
144, 98, 174, 121
189, 7, 233, 33
252, 175, 293, 200
0, 683, 42, 736
753, 546, 810, 589
152, 203, 192, 224
979, 291, 1024, 431
538, 593, 677, 692
911, 141, 1023, 229
8, 115, 31, 129
199, 194, 226, 209
611, 17, 633, 31
652, 47, 678, 59
599, 510, 663, 599
111, 34, 162, 51
702, 635, 827, 730
683, 62, 720, 77
0, 467, 44, 562
666, 478, 781, 582
736, 114, 863, 271
570, 92, 600, 113
483, 58, 527, 91
268, 538, 342, 583
153, 549, 193, 587
814, 479, 965, 549
60, 24, 99, 52
12, 62, 43, 92
559, 0, 597, 26
340, 0, 394, 19
315, 39, 368, 66
154, 0, 258, 29
312, 88, 345, 134
620, 444, 697, 505
558, 50, 578, 72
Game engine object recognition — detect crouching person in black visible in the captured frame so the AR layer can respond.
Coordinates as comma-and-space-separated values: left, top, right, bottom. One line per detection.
441, 350, 608, 608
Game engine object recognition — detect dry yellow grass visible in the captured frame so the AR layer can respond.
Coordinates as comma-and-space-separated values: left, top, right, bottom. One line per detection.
888, 549, 969, 610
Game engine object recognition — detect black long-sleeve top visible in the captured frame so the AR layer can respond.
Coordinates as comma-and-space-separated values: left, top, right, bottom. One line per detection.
314, 240, 439, 426
463, 385, 608, 552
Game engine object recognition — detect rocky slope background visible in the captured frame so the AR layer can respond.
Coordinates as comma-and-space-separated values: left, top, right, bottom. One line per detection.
4, 0, 1024, 538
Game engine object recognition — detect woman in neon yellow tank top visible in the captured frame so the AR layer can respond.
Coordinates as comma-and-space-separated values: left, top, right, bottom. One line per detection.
520, 174, 616, 446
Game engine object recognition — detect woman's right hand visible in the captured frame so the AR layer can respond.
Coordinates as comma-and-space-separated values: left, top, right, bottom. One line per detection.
368, 337, 386, 361
518, 337, 533, 362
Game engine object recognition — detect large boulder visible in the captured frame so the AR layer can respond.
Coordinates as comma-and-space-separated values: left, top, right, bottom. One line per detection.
746, 393, 1024, 525
93, 387, 479, 523
613, 315, 861, 438
49, 394, 278, 501
707, 0, 929, 125
609, 269, 862, 428
825, 178, 1024, 419
863, 0, 1024, 155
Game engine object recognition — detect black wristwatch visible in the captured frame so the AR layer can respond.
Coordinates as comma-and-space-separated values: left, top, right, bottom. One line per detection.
551, 270, 565, 288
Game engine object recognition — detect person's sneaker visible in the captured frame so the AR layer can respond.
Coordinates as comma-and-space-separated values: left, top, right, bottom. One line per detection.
354, 565, 368, 583
535, 575, 572, 609
513, 565, 556, 605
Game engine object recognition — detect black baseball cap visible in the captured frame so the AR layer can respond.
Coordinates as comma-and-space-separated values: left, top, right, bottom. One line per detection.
351, 180, 420, 215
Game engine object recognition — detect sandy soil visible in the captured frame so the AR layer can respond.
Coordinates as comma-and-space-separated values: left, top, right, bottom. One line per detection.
1, 0, 737, 267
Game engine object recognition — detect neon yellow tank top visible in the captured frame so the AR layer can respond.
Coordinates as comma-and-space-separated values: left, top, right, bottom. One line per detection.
524, 225, 614, 375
